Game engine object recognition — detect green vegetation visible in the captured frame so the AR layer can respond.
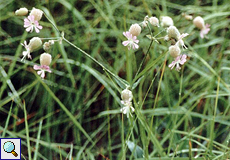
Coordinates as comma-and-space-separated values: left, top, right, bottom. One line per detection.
0, 0, 229, 159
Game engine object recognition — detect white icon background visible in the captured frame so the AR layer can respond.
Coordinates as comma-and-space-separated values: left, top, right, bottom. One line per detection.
1, 139, 21, 160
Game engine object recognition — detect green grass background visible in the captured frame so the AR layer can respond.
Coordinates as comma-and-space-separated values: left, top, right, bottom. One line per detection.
0, 0, 229, 159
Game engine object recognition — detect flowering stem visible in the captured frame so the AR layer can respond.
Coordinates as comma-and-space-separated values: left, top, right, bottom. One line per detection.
43, 7, 128, 87
104, 69, 121, 92
148, 51, 168, 144
126, 51, 132, 83
132, 24, 159, 86
140, 63, 163, 109
40, 37, 60, 40
62, 37, 126, 86
179, 67, 184, 104
121, 114, 125, 160
133, 39, 153, 86
42, 9, 61, 35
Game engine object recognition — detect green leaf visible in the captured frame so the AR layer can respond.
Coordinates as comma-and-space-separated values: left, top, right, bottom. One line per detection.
126, 140, 144, 158
132, 76, 144, 90
113, 76, 130, 90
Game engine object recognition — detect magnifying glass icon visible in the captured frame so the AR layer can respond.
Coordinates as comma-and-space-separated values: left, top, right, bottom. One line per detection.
3, 141, 18, 157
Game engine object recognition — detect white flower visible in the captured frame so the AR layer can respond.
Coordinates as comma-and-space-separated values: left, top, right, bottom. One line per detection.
168, 54, 187, 71
120, 101, 135, 118
176, 33, 189, 49
21, 37, 42, 61
122, 31, 139, 50
34, 53, 52, 79
120, 88, 134, 118
24, 15, 43, 33
193, 16, 210, 39
33, 65, 52, 79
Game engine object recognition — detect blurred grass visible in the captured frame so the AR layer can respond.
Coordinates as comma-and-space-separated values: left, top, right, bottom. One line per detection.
0, 0, 230, 159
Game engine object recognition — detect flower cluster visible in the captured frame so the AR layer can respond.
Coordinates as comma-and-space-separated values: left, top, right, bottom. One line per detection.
21, 37, 42, 61
34, 53, 52, 79
166, 25, 189, 71
121, 13, 211, 72
16, 7, 58, 79
193, 16, 210, 39
16, 7, 43, 33
122, 16, 160, 51
120, 88, 134, 118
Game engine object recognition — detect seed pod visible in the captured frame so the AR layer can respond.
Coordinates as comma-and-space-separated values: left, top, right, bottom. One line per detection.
193, 16, 205, 30
129, 24, 141, 37
121, 88, 133, 102
28, 37, 42, 52
185, 15, 193, 20
167, 26, 180, 40
160, 16, 174, 27
149, 17, 159, 27
40, 53, 52, 66
169, 45, 181, 58
15, 7, 28, 16
29, 7, 43, 21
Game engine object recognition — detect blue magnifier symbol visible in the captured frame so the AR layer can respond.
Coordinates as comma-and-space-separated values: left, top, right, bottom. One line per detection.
3, 141, 18, 157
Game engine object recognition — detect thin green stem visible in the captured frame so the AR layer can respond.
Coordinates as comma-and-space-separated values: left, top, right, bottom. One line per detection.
133, 39, 153, 85
121, 114, 125, 160
35, 73, 94, 145
62, 37, 126, 86
150, 52, 168, 132
132, 26, 165, 86
23, 102, 32, 160
168, 67, 184, 154
42, 9, 61, 35
133, 24, 154, 85
126, 51, 132, 83
2, 103, 13, 138
40, 37, 60, 40
33, 120, 43, 160
104, 69, 121, 93
140, 63, 163, 109
209, 76, 220, 152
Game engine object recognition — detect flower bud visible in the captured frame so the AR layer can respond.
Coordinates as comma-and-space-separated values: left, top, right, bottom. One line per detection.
144, 15, 149, 22
167, 26, 180, 40
149, 17, 159, 27
185, 15, 193, 20
193, 16, 205, 30
15, 7, 28, 16
141, 21, 147, 28
28, 37, 42, 52
29, 7, 43, 21
43, 42, 51, 52
40, 53, 52, 66
129, 24, 141, 37
43, 40, 54, 52
121, 88, 133, 102
160, 16, 174, 27
169, 45, 181, 58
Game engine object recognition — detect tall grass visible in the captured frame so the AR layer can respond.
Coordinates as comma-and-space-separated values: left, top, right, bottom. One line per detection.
0, 0, 229, 159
